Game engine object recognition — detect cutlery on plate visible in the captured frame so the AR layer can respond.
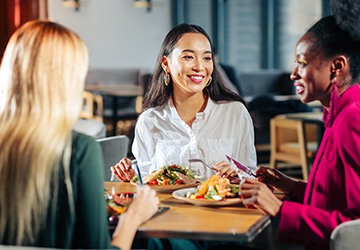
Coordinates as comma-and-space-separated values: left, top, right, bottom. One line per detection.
188, 159, 214, 171
188, 158, 240, 182
225, 154, 259, 178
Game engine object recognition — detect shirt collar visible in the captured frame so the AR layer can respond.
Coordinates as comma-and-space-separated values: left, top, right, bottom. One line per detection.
168, 96, 214, 121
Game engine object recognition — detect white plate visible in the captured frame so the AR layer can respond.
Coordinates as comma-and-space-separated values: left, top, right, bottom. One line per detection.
130, 180, 200, 193
172, 187, 243, 206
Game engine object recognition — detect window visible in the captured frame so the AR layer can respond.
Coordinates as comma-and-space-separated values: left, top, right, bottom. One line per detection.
172, 0, 323, 72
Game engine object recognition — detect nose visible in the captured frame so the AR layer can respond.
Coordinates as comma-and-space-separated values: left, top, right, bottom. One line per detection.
192, 58, 205, 71
290, 66, 299, 81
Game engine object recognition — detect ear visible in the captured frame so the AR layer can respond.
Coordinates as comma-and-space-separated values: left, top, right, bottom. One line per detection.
330, 56, 347, 75
161, 56, 169, 72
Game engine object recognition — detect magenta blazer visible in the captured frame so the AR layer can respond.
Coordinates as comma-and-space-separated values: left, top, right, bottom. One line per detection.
278, 84, 360, 249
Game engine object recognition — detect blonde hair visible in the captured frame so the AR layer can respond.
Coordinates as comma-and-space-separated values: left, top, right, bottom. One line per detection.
0, 20, 89, 244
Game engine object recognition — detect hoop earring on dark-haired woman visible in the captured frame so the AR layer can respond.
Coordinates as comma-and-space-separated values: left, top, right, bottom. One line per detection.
206, 77, 212, 87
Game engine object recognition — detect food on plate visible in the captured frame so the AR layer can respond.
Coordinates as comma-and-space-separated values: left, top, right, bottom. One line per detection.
105, 192, 135, 226
132, 164, 197, 185
186, 175, 240, 201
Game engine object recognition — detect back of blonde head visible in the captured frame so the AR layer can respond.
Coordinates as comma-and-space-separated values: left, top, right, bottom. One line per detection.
0, 20, 88, 245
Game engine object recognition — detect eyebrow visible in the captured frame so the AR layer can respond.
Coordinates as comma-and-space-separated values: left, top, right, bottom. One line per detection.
181, 49, 212, 54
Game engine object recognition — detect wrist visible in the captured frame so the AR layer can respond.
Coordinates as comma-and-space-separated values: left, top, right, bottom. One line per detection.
122, 206, 142, 228
287, 180, 298, 195
274, 200, 283, 217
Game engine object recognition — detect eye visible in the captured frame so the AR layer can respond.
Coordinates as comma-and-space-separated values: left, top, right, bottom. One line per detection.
183, 55, 193, 60
295, 59, 307, 68
204, 56, 212, 62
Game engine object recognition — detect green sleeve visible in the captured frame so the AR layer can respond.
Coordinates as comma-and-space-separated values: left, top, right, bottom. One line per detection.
71, 133, 118, 249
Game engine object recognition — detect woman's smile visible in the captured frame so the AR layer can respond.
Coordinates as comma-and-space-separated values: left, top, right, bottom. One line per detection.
188, 74, 205, 84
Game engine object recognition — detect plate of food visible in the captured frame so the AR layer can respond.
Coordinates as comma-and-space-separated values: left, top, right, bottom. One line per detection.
172, 175, 243, 206
130, 164, 201, 193
106, 192, 135, 227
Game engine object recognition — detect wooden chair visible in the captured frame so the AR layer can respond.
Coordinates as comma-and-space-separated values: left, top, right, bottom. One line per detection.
269, 116, 318, 180
80, 91, 104, 122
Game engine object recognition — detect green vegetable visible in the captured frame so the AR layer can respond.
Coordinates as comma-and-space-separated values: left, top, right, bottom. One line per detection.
230, 185, 240, 196
131, 176, 139, 183
204, 185, 218, 200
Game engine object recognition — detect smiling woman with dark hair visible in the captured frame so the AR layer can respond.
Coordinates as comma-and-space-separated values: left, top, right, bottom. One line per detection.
239, 0, 360, 249
112, 23, 257, 183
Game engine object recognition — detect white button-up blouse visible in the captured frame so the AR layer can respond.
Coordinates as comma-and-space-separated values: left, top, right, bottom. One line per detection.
132, 98, 257, 179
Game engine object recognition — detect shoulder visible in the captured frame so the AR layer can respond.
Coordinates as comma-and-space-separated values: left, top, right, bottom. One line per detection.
71, 131, 102, 162
212, 100, 248, 114
72, 131, 98, 148
208, 100, 252, 126
137, 104, 169, 124
337, 104, 360, 132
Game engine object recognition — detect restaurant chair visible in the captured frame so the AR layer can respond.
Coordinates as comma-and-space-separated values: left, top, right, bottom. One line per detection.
73, 119, 106, 138
269, 116, 318, 181
80, 91, 104, 122
75, 91, 106, 138
330, 220, 360, 250
96, 135, 130, 181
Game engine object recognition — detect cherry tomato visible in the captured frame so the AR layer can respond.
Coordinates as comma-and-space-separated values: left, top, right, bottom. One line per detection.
148, 179, 158, 185
176, 179, 183, 185
195, 195, 204, 199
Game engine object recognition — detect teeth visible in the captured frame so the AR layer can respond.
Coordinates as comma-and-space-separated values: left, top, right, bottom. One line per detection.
296, 86, 304, 93
190, 76, 203, 80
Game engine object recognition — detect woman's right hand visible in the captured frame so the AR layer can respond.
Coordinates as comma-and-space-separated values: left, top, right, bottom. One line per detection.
124, 185, 159, 227
111, 186, 159, 250
110, 157, 135, 181
256, 166, 297, 194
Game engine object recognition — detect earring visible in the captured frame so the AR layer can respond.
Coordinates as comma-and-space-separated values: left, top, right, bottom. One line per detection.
164, 72, 170, 86
324, 77, 340, 127
206, 77, 212, 87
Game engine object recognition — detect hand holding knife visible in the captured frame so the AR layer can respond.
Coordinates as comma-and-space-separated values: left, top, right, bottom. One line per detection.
225, 154, 260, 178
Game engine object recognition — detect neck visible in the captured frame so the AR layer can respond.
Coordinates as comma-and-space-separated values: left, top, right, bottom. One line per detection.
172, 91, 207, 127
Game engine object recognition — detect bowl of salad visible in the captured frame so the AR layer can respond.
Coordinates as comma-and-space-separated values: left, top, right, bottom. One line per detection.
130, 164, 201, 192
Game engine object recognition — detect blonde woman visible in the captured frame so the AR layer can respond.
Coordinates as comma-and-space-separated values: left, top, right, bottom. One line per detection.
0, 20, 158, 249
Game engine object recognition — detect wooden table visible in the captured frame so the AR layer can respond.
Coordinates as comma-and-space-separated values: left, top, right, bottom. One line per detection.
85, 84, 144, 135
104, 182, 270, 243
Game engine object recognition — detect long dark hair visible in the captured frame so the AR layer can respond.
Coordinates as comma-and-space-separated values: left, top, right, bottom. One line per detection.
143, 23, 246, 110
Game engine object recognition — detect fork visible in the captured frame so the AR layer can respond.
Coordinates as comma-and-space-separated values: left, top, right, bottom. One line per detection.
188, 158, 214, 171
188, 158, 241, 183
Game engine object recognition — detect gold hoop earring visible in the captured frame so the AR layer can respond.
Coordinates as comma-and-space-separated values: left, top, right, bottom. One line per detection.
206, 77, 212, 87
164, 73, 170, 86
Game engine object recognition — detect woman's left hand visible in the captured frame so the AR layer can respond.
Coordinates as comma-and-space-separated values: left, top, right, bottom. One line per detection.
212, 160, 238, 178
240, 178, 282, 216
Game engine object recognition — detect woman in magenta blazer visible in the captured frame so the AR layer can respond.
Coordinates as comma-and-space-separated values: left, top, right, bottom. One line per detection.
240, 1, 360, 249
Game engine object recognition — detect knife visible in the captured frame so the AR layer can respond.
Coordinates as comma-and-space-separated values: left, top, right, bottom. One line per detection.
225, 154, 258, 177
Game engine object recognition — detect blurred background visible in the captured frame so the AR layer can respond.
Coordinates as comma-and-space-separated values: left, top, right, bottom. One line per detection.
0, 0, 331, 178
1, 0, 331, 72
